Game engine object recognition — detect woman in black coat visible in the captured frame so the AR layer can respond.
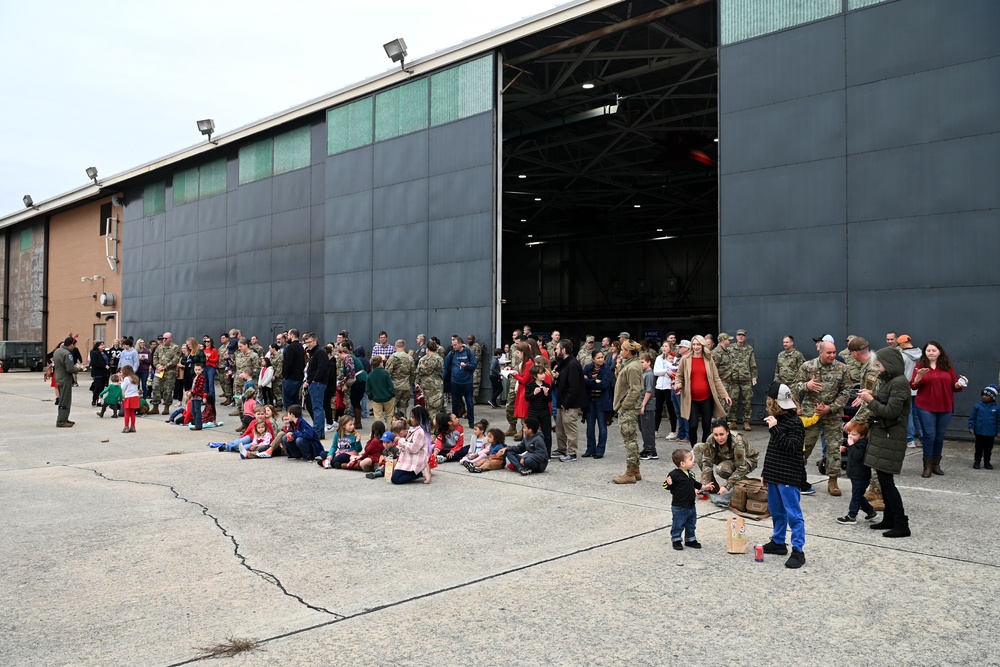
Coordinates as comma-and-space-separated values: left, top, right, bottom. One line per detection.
89, 341, 109, 406
858, 346, 912, 538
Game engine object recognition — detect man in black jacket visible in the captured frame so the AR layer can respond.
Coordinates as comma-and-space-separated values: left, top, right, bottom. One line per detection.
281, 329, 305, 410
302, 332, 329, 440
553, 340, 589, 462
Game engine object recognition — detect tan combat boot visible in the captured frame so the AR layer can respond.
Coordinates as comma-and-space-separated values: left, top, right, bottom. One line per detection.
631, 463, 642, 481
864, 482, 877, 501
870, 492, 885, 512
729, 422, 737, 431
743, 421, 752, 432
150, 404, 161, 415
612, 467, 637, 484
504, 425, 517, 437
827, 477, 842, 496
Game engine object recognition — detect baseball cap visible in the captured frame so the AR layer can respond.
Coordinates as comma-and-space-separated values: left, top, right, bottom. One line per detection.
678, 339, 691, 348
767, 382, 797, 410
812, 334, 835, 344
897, 334, 911, 344
718, 333, 731, 341
618, 331, 631, 340
736, 329, 747, 335
847, 336, 870, 352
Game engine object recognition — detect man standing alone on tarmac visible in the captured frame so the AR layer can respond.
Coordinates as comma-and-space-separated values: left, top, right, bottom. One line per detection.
54, 337, 77, 427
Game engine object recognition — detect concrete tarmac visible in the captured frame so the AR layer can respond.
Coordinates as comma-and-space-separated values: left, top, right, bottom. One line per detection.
1, 372, 995, 666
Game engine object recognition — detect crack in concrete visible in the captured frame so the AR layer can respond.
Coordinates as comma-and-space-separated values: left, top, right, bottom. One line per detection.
70, 465, 342, 619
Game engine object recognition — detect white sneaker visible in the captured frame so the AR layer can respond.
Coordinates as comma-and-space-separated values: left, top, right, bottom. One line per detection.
238, 442, 247, 459
906, 441, 916, 448
666, 432, 678, 440
326, 423, 336, 432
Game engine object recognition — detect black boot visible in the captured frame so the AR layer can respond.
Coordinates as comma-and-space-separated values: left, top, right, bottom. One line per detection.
883, 515, 911, 538
870, 516, 895, 530
974, 460, 981, 469
97, 405, 107, 418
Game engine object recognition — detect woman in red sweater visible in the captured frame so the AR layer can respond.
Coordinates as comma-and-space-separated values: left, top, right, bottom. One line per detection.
202, 336, 219, 399
511, 341, 535, 440
911, 340, 967, 477
674, 335, 731, 446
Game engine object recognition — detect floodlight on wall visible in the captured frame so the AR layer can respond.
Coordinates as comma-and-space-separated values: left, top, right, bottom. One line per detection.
197, 119, 216, 143
86, 166, 99, 184
383, 38, 409, 72
23, 195, 38, 210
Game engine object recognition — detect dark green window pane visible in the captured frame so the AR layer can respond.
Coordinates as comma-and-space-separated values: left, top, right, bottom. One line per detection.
199, 158, 227, 198
143, 181, 166, 217
848, 0, 888, 8
328, 97, 373, 155
172, 167, 199, 206
274, 126, 311, 174
431, 67, 460, 126
239, 139, 273, 185
721, 0, 840, 44
19, 228, 32, 250
431, 55, 493, 126
375, 78, 428, 141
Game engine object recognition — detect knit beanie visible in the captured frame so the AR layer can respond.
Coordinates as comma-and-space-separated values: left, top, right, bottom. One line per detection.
984, 384, 999, 400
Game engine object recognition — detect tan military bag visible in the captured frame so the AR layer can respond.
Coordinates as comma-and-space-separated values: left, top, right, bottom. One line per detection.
730, 478, 770, 520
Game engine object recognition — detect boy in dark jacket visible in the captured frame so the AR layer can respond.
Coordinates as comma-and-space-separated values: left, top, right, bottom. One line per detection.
505, 417, 548, 475
663, 448, 711, 550
761, 382, 807, 569
836, 422, 879, 524
968, 384, 999, 469
280, 404, 323, 460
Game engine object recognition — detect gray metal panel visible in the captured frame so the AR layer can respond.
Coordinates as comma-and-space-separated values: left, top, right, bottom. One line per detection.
171, 262, 197, 294
272, 169, 311, 214
235, 180, 272, 221
197, 227, 227, 261
721, 225, 846, 297
428, 165, 494, 219
720, 158, 845, 234
170, 234, 201, 267
144, 240, 165, 271
323, 312, 370, 349
270, 244, 304, 276
374, 309, 429, 347
142, 269, 164, 299
373, 179, 429, 229
309, 239, 325, 280
227, 216, 270, 254
311, 165, 325, 207
377, 222, 428, 268
721, 91, 846, 175
373, 265, 428, 311
428, 258, 492, 309
720, 17, 845, 114
236, 250, 271, 285
325, 191, 373, 235
848, 57, 1000, 154
236, 283, 269, 318
310, 122, 326, 166
324, 232, 372, 274
847, 133, 1000, 222
272, 208, 310, 246
123, 193, 144, 222
847, 0, 1000, 86
326, 147, 373, 197
374, 132, 429, 188
428, 306, 492, 343
198, 194, 227, 231
721, 291, 847, 356
144, 215, 165, 247
197, 258, 228, 286
429, 113, 494, 175
847, 210, 1000, 291
270, 280, 299, 315
310, 205, 325, 242
170, 204, 198, 238
428, 213, 493, 263
324, 272, 372, 312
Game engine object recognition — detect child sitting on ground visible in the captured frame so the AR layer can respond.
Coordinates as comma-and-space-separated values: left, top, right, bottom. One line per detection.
265, 404, 282, 438
279, 404, 323, 460
239, 420, 274, 459
350, 421, 387, 472
97, 374, 123, 418
166, 392, 193, 425
432, 412, 468, 463
836, 422, 879, 524
239, 387, 258, 431
196, 394, 219, 428
321, 415, 361, 468
664, 449, 710, 550
218, 405, 271, 452
460, 420, 493, 472
366, 420, 405, 479
505, 417, 548, 476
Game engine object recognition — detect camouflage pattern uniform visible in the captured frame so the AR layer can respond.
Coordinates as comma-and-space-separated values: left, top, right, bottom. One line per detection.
232, 349, 261, 413
151, 342, 182, 410
416, 351, 444, 414
774, 348, 806, 386
505, 347, 523, 431
219, 348, 234, 402
715, 343, 733, 404
849, 352, 883, 493
270, 349, 284, 387
546, 339, 559, 360
576, 340, 594, 367
841, 342, 864, 385
386, 350, 416, 415
612, 355, 644, 467
250, 344, 265, 360
792, 357, 851, 479
470, 341, 485, 403
693, 431, 759, 490
727, 342, 757, 426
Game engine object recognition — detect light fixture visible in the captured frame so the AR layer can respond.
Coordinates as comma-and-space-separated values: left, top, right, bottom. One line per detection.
526, 241, 544, 247
656, 228, 663, 232
197, 119, 216, 143
86, 167, 99, 184
517, 174, 526, 179
582, 81, 595, 90
652, 234, 676, 241
713, 137, 719, 142
527, 234, 533, 238
383, 38, 408, 71
633, 204, 641, 208
534, 197, 541, 201
23, 195, 36, 209
520, 219, 526, 222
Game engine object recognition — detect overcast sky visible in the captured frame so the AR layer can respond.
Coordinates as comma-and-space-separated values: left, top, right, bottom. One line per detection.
0, 0, 569, 216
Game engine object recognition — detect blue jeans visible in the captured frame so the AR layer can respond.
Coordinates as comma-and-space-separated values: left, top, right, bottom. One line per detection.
204, 366, 216, 397
191, 398, 203, 427
916, 408, 952, 458
550, 387, 558, 423
451, 382, 475, 427
848, 477, 874, 517
391, 469, 422, 484
307, 381, 327, 440
670, 505, 697, 543
223, 435, 252, 452
767, 483, 805, 551
586, 401, 608, 456
672, 392, 688, 441
908, 402, 923, 442
282, 379, 302, 410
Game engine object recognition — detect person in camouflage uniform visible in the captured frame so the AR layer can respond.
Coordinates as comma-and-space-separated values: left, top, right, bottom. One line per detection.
714, 334, 734, 419
416, 340, 444, 414
545, 331, 561, 359
468, 335, 485, 404
840, 335, 864, 384
577, 335, 596, 367
218, 333, 235, 406
611, 340, 645, 484
845, 336, 884, 507
792, 340, 851, 496
693, 420, 760, 494
386, 339, 416, 416
249, 335, 265, 360
268, 343, 283, 389
230, 338, 262, 416
774, 335, 806, 386
727, 329, 757, 431
150, 332, 182, 414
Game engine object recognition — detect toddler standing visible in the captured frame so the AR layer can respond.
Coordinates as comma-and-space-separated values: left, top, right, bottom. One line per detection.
836, 422, 879, 524
119, 365, 141, 433
969, 384, 1000, 469
663, 449, 708, 550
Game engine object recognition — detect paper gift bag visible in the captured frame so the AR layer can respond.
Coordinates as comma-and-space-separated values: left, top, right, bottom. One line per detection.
384, 458, 396, 483
726, 516, 748, 554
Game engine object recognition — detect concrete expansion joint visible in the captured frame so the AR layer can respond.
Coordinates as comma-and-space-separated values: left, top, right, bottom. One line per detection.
70, 465, 344, 618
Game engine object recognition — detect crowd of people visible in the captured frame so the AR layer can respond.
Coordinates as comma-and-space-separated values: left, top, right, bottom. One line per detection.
47, 324, 999, 550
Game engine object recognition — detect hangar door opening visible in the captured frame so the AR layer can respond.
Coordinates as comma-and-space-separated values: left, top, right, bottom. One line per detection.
499, 0, 718, 345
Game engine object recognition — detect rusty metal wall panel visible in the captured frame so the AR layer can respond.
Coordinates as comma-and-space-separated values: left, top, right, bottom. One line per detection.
6, 222, 45, 341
